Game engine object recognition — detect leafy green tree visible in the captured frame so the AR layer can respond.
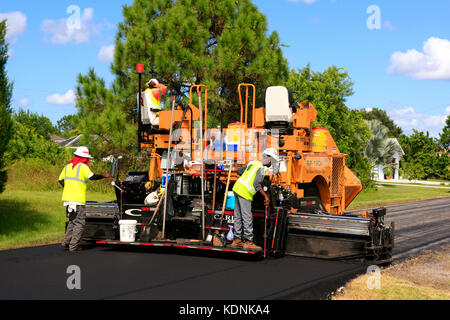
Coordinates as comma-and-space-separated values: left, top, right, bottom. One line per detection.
13, 109, 60, 138
399, 130, 439, 164
6, 119, 70, 165
360, 108, 402, 138
0, 21, 13, 194
76, 0, 289, 158
439, 115, 449, 150
399, 130, 448, 179
286, 65, 372, 186
402, 162, 426, 180
57, 114, 80, 138
433, 151, 449, 180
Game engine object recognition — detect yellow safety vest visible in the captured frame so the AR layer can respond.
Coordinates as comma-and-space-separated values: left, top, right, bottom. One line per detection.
59, 163, 93, 204
232, 161, 265, 201
145, 88, 162, 110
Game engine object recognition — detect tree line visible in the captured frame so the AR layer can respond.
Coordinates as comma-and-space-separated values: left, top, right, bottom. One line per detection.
0, 1, 448, 194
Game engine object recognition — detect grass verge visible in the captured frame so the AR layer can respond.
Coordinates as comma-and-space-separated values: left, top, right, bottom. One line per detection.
0, 186, 115, 251
348, 184, 450, 210
333, 245, 450, 300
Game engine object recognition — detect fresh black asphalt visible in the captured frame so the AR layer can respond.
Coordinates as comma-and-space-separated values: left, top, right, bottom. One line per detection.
0, 243, 364, 300
0, 197, 448, 300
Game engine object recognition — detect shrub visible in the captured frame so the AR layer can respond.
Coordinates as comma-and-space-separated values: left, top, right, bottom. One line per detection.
7, 158, 114, 193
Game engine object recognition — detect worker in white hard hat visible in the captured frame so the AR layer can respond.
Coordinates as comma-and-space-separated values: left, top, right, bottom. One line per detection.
58, 146, 112, 252
143, 78, 167, 127
229, 148, 279, 252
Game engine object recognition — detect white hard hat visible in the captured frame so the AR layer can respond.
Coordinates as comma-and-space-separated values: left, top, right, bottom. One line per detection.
147, 78, 159, 86
263, 148, 279, 162
74, 146, 93, 159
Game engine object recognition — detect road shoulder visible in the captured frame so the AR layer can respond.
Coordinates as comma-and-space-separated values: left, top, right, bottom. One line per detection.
332, 245, 450, 300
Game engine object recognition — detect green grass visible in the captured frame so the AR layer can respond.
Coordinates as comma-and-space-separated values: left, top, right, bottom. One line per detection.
349, 184, 450, 210
0, 186, 115, 250
377, 181, 450, 187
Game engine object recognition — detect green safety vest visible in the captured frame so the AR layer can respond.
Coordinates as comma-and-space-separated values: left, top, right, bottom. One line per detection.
232, 161, 265, 201
59, 163, 93, 204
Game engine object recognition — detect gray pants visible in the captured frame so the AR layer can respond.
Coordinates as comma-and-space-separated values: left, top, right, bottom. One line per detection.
62, 205, 86, 251
233, 192, 253, 242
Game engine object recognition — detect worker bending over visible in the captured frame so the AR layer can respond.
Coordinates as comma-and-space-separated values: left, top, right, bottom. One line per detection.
229, 148, 279, 251
144, 78, 167, 127
58, 147, 112, 252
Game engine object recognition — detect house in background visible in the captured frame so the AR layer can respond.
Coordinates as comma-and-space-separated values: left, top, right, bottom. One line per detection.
50, 134, 82, 148
49, 134, 66, 145
371, 138, 405, 181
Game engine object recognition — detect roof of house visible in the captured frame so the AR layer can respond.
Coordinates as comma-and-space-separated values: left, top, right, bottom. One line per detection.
49, 134, 66, 142
58, 134, 82, 147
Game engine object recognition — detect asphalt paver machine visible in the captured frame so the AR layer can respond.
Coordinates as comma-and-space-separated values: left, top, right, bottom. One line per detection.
83, 66, 394, 264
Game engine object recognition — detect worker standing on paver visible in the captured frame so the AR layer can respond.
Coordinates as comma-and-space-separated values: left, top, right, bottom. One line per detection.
144, 78, 167, 127
58, 147, 112, 252
229, 148, 279, 251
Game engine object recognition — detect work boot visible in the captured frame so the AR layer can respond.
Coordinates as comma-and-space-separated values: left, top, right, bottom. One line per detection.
243, 240, 262, 252
69, 247, 83, 252
227, 238, 243, 248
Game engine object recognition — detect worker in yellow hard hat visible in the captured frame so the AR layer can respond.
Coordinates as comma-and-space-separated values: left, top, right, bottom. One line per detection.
228, 148, 279, 251
58, 146, 112, 252
144, 78, 167, 126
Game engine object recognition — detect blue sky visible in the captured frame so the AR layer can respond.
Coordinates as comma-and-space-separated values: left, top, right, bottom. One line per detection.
1, 0, 450, 137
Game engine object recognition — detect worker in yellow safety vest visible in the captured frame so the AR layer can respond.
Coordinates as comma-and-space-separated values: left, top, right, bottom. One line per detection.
58, 147, 112, 252
229, 148, 279, 251
144, 78, 167, 126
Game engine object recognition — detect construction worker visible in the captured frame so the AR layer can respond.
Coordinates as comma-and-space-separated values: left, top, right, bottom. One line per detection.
228, 148, 279, 251
58, 146, 112, 252
144, 78, 167, 126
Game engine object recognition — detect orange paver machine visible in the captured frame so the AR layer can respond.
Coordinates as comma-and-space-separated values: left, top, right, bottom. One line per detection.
85, 68, 394, 264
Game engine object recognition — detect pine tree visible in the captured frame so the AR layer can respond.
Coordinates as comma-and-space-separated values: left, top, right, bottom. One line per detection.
75, 0, 289, 157
0, 20, 13, 194
76, 69, 136, 158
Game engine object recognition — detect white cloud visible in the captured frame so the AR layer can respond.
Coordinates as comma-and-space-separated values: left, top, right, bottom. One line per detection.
98, 44, 115, 62
45, 90, 76, 105
41, 8, 99, 44
383, 21, 396, 31
388, 37, 450, 80
388, 106, 448, 137
0, 11, 27, 44
18, 98, 31, 107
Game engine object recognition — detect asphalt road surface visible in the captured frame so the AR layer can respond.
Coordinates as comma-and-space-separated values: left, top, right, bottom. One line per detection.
0, 197, 448, 300
384, 197, 450, 260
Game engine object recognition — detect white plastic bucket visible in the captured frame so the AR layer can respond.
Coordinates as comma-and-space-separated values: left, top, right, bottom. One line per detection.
119, 220, 138, 242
